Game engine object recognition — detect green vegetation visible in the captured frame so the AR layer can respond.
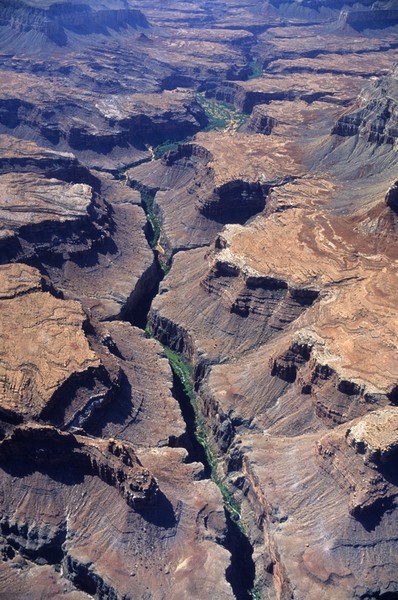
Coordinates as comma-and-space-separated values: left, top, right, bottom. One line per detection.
248, 59, 263, 80
195, 92, 247, 132
161, 344, 243, 529
162, 346, 194, 400
153, 138, 190, 160
250, 587, 262, 600
144, 321, 152, 339
159, 259, 171, 276
152, 94, 248, 159
140, 191, 171, 274
140, 191, 160, 248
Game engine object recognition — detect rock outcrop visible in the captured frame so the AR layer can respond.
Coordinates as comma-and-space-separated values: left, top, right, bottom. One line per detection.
146, 46, 398, 599
0, 424, 158, 508
127, 132, 297, 259
317, 407, 398, 518
210, 70, 366, 114
244, 105, 277, 134
0, 263, 104, 423
0, 75, 207, 170
332, 66, 398, 145
0, 264, 235, 599
1, 0, 398, 598
0, 138, 112, 264
339, 7, 398, 29
0, 135, 160, 321
386, 179, 398, 213
0, 0, 149, 48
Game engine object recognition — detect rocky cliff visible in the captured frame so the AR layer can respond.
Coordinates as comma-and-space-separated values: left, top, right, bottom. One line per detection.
0, 260, 235, 600
333, 66, 398, 144
0, 1, 149, 46
0, 0, 397, 599
0, 76, 207, 170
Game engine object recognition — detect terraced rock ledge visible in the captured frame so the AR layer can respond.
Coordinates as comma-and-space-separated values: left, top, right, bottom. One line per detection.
0, 0, 397, 599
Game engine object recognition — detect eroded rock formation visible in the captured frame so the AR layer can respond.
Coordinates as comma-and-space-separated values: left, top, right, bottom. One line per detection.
0, 259, 234, 600
332, 66, 398, 145
0, 424, 158, 508
0, 0, 398, 598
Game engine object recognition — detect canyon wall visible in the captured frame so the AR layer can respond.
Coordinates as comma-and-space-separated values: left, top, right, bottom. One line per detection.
0, 1, 397, 599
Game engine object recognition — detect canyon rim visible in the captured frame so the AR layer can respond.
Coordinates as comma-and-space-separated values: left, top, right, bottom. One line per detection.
0, 0, 397, 599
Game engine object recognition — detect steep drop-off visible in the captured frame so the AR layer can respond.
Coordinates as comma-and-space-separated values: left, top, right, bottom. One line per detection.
0, 1, 397, 599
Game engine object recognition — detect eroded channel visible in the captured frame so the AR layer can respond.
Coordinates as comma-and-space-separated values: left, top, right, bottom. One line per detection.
120, 183, 258, 600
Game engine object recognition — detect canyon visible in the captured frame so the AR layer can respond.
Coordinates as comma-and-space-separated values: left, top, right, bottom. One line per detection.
0, 0, 397, 599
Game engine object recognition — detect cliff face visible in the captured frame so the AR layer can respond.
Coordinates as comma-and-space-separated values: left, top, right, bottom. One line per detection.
333, 67, 398, 144
0, 262, 235, 600
0, 138, 114, 266
143, 61, 398, 598
0, 79, 207, 170
339, 7, 398, 29
386, 180, 398, 213
0, 425, 159, 508
0, 1, 149, 45
244, 105, 277, 134
0, 0, 398, 598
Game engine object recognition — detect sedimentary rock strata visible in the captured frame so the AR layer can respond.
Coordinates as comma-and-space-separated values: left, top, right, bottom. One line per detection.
317, 407, 398, 519
44, 189, 157, 322
0, 261, 234, 599
333, 66, 398, 145
0, 263, 101, 422
0, 424, 158, 508
0, 138, 113, 264
0, 173, 92, 228
147, 50, 398, 600
212, 71, 367, 113
245, 106, 277, 135
127, 131, 298, 258
1, 0, 398, 598
0, 72, 210, 170
85, 322, 186, 449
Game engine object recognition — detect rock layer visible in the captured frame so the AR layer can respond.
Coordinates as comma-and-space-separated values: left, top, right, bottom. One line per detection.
0, 0, 398, 598
333, 66, 398, 145
0, 424, 158, 508
0, 263, 101, 422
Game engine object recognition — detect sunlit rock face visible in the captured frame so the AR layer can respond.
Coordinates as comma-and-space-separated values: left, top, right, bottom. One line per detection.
0, 0, 150, 47
333, 66, 398, 145
0, 0, 397, 598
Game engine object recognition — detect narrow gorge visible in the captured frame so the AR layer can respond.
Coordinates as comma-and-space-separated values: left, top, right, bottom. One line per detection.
0, 1, 397, 599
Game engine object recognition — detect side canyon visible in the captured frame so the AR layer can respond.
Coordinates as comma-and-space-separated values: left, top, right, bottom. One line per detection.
0, 1, 397, 599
